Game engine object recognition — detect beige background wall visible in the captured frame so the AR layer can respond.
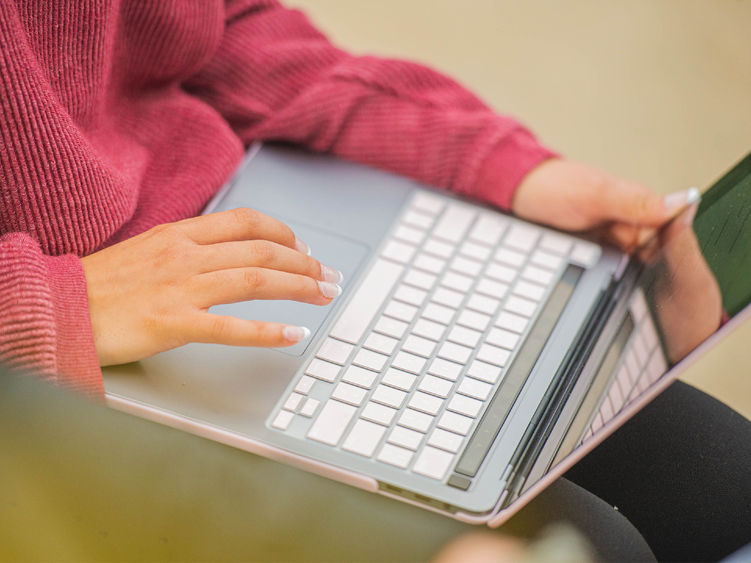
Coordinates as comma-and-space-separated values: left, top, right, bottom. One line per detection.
290, 0, 751, 418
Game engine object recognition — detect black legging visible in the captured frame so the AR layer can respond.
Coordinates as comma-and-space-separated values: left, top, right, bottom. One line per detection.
504, 381, 751, 562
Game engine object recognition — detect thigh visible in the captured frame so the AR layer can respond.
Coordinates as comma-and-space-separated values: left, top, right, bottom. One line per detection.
565, 381, 751, 562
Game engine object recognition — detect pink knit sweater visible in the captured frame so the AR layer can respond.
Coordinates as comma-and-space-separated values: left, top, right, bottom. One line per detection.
0, 0, 555, 396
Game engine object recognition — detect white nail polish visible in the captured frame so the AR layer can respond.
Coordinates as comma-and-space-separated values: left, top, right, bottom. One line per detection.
663, 187, 700, 214
318, 281, 342, 298
321, 264, 344, 284
295, 238, 311, 256
283, 326, 311, 343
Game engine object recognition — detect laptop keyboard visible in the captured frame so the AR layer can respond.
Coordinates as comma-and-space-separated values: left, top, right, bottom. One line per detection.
270, 191, 602, 482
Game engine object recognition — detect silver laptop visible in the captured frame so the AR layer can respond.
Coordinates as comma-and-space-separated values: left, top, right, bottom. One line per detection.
103, 144, 751, 525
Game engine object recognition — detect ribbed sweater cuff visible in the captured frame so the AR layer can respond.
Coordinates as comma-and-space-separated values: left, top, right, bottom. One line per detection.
471, 127, 559, 211
44, 254, 104, 398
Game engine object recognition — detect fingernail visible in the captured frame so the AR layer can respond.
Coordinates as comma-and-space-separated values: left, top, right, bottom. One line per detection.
318, 281, 342, 298
663, 187, 700, 214
682, 202, 699, 225
283, 325, 311, 343
295, 237, 311, 256
321, 264, 344, 284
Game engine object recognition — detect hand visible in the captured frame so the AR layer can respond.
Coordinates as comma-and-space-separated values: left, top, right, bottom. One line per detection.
81, 208, 343, 366
511, 159, 699, 251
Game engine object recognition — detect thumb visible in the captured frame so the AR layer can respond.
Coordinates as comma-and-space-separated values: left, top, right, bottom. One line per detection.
602, 183, 700, 227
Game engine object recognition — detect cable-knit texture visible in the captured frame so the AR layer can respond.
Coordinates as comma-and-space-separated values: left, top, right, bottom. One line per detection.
0, 0, 555, 396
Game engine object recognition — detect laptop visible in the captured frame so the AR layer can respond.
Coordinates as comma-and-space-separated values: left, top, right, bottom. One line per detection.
103, 144, 751, 525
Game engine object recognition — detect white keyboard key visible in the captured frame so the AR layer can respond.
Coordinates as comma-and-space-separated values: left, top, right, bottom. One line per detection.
399, 408, 434, 432
363, 332, 399, 355
388, 426, 424, 450
437, 341, 473, 364
505, 223, 540, 252
495, 311, 529, 333
632, 331, 648, 365
504, 296, 536, 317
361, 401, 396, 426
448, 394, 484, 418
427, 357, 463, 381
403, 269, 437, 291
384, 300, 418, 323
630, 289, 648, 323
485, 263, 516, 283
294, 375, 315, 395
570, 241, 601, 268
299, 398, 319, 417
458, 377, 493, 401
371, 385, 407, 408
428, 428, 464, 453
307, 400, 357, 446
467, 360, 502, 384
305, 359, 340, 382
432, 287, 464, 309
414, 446, 454, 480
414, 253, 446, 274
531, 249, 563, 270
476, 343, 511, 367
424, 238, 454, 258
450, 255, 483, 277
434, 204, 475, 243
403, 209, 433, 230
460, 240, 491, 261
343, 419, 386, 457
409, 391, 444, 415
402, 335, 436, 358
486, 327, 519, 350
418, 374, 454, 398
377, 443, 413, 468
382, 240, 416, 264
342, 365, 379, 388
284, 392, 304, 411
394, 224, 425, 245
456, 309, 490, 332
522, 265, 555, 286
316, 338, 355, 365
447, 325, 482, 348
469, 213, 507, 246
495, 246, 526, 267
609, 380, 624, 411
391, 351, 426, 374
329, 259, 403, 344
465, 294, 500, 315
540, 232, 573, 255
352, 348, 388, 372
381, 367, 417, 391
438, 411, 474, 435
647, 350, 667, 383
374, 316, 408, 339
422, 303, 455, 325
272, 410, 294, 430
513, 280, 546, 302
412, 318, 446, 341
641, 315, 660, 353
332, 382, 368, 406
475, 278, 508, 299
412, 191, 445, 215
440, 271, 473, 293
394, 284, 427, 307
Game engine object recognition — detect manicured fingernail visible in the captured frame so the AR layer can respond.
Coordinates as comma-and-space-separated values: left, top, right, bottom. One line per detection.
321, 264, 344, 284
295, 238, 311, 256
283, 325, 311, 343
318, 281, 342, 298
663, 187, 700, 214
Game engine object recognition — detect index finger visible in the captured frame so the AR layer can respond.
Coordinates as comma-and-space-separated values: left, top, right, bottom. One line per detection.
176, 207, 309, 252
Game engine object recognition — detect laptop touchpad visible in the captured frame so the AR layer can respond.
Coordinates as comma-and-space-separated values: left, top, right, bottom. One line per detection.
210, 214, 370, 356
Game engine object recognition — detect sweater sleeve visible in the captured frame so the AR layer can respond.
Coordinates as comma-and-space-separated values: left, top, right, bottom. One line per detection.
0, 233, 103, 397
183, 0, 557, 210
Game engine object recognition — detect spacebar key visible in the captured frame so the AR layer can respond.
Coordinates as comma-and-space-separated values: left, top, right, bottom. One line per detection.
329, 258, 404, 344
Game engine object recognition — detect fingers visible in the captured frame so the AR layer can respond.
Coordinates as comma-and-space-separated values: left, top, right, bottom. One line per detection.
599, 181, 700, 229
192, 267, 342, 308
189, 315, 311, 347
175, 207, 308, 251
197, 239, 342, 282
